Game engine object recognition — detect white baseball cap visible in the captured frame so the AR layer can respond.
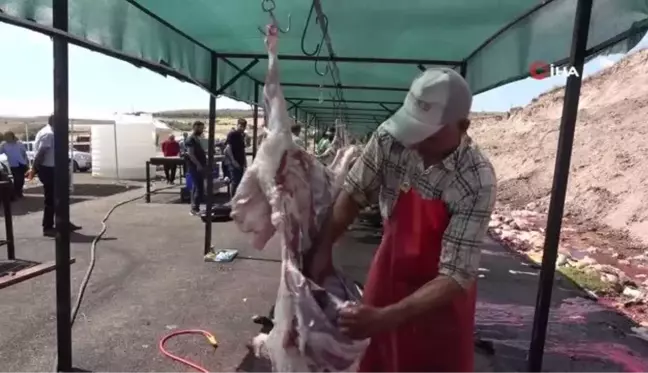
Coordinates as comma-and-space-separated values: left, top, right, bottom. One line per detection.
382, 68, 472, 147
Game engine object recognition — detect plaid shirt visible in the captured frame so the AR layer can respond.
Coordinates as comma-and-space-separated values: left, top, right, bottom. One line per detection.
343, 126, 497, 288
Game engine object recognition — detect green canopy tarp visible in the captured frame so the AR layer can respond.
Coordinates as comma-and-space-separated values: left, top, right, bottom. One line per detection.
1, 0, 647, 134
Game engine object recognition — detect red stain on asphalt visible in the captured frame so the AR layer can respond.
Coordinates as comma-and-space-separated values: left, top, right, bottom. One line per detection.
547, 343, 648, 372
476, 298, 648, 371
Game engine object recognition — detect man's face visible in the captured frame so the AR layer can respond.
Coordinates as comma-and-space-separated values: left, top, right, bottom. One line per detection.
238, 123, 247, 132
194, 124, 205, 136
412, 119, 467, 160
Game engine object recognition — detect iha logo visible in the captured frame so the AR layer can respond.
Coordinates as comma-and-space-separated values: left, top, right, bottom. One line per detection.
529, 61, 580, 80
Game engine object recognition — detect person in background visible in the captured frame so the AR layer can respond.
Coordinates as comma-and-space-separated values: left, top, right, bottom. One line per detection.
179, 132, 189, 154
30, 116, 82, 237
315, 128, 334, 156
161, 134, 180, 184
291, 122, 305, 148
184, 121, 207, 216
224, 118, 247, 196
308, 68, 496, 371
0, 131, 28, 198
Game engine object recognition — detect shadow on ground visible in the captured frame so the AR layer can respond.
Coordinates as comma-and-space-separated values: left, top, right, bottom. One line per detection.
26, 183, 140, 198
2, 184, 141, 217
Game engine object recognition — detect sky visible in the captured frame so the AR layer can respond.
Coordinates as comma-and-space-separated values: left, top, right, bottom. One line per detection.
0, 23, 647, 118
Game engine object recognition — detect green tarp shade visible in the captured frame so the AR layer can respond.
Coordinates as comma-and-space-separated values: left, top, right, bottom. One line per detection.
1, 0, 648, 136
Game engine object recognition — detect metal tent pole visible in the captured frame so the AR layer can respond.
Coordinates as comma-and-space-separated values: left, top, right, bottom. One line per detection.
52, 0, 72, 370
527, 0, 592, 371
252, 84, 259, 159
204, 54, 218, 256
303, 112, 308, 146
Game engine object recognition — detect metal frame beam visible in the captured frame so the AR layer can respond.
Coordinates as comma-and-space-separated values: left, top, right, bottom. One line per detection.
285, 98, 403, 105
315, 112, 389, 117
288, 100, 303, 111
216, 59, 259, 95
215, 53, 461, 66
283, 83, 408, 91
300, 106, 390, 112
527, 0, 592, 371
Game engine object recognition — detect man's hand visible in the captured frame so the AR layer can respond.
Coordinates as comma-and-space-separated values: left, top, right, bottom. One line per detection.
338, 304, 397, 340
25, 167, 36, 181
304, 240, 334, 285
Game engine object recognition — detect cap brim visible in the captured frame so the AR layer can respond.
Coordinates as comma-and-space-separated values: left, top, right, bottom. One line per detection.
382, 105, 443, 147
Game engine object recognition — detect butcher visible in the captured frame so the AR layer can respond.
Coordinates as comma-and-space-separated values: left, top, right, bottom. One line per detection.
309, 68, 497, 372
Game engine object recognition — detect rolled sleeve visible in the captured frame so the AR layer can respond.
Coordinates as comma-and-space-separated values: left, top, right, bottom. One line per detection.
342, 133, 384, 207
439, 183, 496, 289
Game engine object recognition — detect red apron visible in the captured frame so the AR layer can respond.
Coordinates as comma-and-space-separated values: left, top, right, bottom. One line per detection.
359, 188, 477, 372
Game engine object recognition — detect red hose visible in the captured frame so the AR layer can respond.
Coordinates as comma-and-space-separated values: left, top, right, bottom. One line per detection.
159, 329, 218, 373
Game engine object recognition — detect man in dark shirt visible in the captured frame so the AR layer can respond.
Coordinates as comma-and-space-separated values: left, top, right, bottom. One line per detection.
184, 121, 207, 215
225, 118, 247, 196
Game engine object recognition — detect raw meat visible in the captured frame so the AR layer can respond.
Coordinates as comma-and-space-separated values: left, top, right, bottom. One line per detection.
230, 25, 368, 372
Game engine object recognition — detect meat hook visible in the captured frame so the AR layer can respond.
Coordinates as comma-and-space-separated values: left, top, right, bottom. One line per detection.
301, 1, 328, 57
257, 0, 291, 35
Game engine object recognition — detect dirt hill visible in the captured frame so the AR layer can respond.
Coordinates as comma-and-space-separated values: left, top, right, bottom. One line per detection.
471, 48, 648, 244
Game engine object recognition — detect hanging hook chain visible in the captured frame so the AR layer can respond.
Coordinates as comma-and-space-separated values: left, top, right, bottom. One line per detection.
258, 0, 291, 35
261, 0, 276, 12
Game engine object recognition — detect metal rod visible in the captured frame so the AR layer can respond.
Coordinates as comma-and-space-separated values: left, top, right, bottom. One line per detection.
216, 52, 460, 66
215, 59, 259, 95
283, 82, 408, 91
204, 54, 218, 256
311, 112, 388, 117
379, 103, 396, 114
52, 0, 72, 370
145, 161, 151, 203
527, 0, 592, 371
288, 100, 303, 111
460, 62, 467, 78
303, 112, 308, 146
2, 187, 15, 260
252, 84, 259, 159
300, 106, 391, 112
285, 97, 403, 105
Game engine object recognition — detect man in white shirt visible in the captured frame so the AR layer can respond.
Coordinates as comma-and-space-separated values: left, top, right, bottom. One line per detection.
31, 116, 81, 237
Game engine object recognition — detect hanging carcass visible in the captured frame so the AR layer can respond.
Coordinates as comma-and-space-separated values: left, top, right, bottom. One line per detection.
229, 24, 368, 372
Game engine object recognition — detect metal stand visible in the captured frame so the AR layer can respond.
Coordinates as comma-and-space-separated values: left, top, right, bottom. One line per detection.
1, 181, 15, 260
204, 54, 218, 256
145, 161, 151, 203
52, 0, 73, 370
527, 0, 593, 371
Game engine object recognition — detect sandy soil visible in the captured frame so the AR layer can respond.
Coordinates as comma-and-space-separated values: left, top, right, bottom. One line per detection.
471, 48, 648, 245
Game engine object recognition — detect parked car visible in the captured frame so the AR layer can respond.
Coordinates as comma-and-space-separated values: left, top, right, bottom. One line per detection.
24, 142, 92, 172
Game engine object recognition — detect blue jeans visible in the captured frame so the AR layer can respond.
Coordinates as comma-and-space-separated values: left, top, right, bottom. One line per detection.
190, 170, 204, 212
228, 166, 244, 197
